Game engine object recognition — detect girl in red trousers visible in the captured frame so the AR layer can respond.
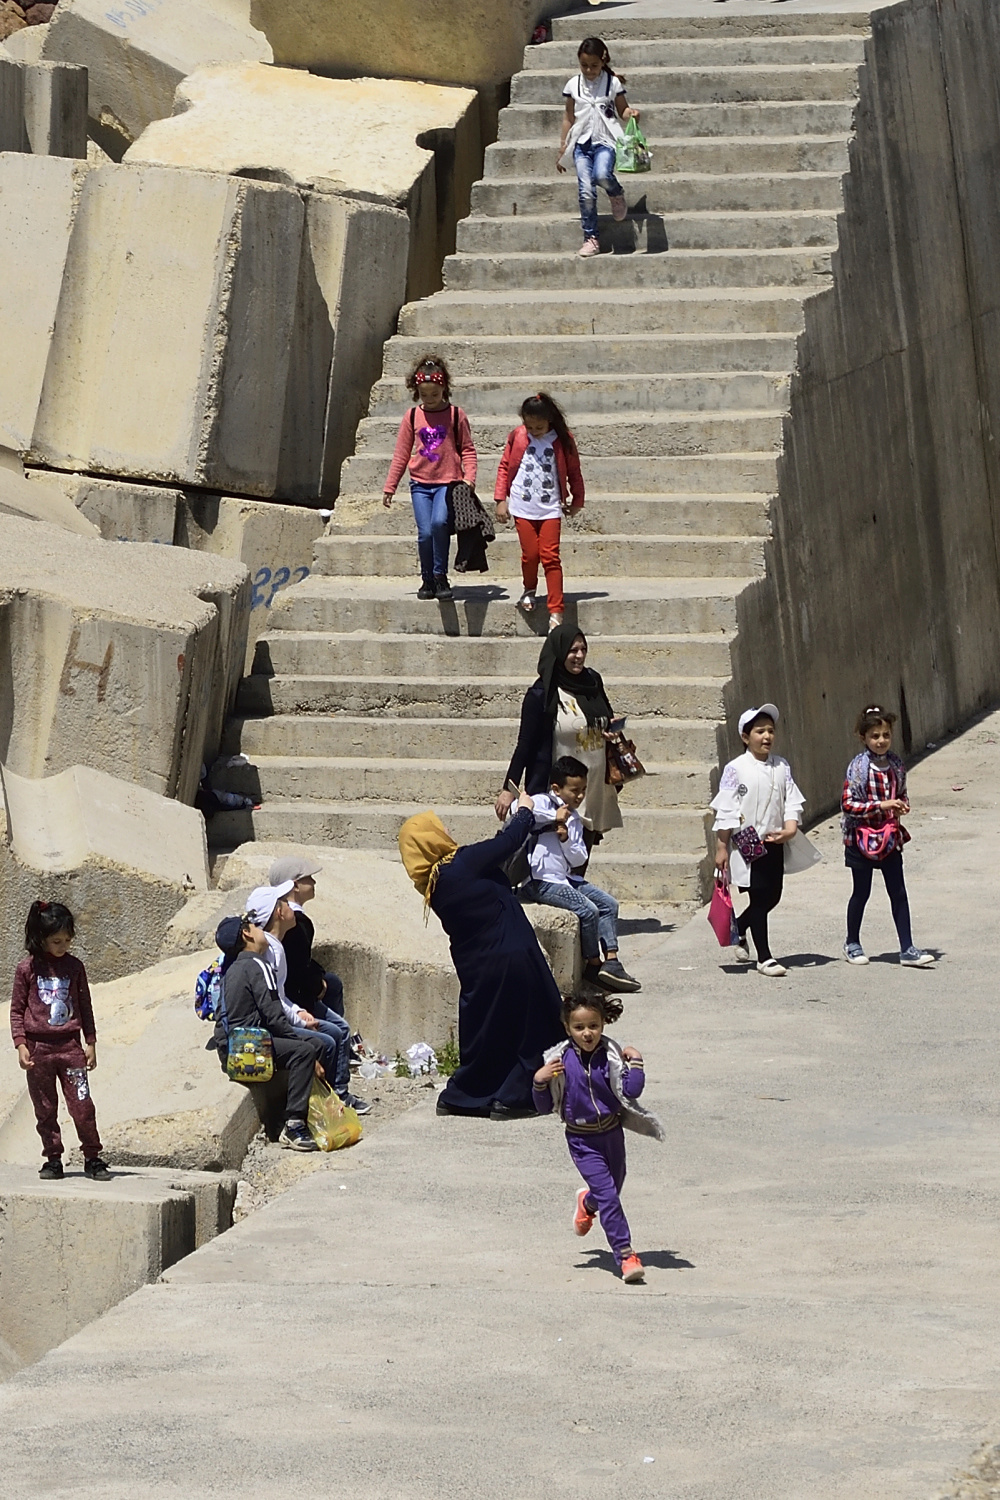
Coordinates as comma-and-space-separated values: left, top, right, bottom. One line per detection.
495, 392, 585, 632
10, 900, 111, 1180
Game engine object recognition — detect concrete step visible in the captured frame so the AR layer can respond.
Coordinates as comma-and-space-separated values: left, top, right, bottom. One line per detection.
312, 532, 766, 579
470, 174, 845, 216
369, 372, 790, 416
236, 673, 727, 719
551, 10, 870, 39
356, 409, 784, 457
252, 631, 735, 680
523, 36, 867, 68
582, 850, 706, 902
510, 65, 861, 106
214, 754, 716, 810
457, 211, 839, 255
442, 246, 833, 291
331, 493, 770, 537
486, 135, 851, 174
382, 332, 799, 377
340, 450, 779, 495
228, 712, 724, 764
261, 576, 747, 638
208, 800, 711, 856
397, 287, 811, 338
497, 101, 858, 140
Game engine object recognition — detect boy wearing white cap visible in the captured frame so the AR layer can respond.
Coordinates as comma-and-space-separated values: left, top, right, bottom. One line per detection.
710, 705, 805, 977
245, 882, 369, 1116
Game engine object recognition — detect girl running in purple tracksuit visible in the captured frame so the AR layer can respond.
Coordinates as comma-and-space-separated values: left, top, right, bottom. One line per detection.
533, 993, 663, 1283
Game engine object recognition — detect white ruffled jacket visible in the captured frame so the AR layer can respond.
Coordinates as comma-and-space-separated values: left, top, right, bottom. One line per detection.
710, 750, 809, 887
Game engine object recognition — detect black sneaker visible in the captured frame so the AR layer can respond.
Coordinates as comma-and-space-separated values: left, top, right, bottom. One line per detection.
434, 576, 454, 601
39, 1158, 64, 1180
417, 582, 436, 600
340, 1092, 372, 1117
83, 1157, 112, 1180
597, 959, 642, 993
278, 1120, 319, 1151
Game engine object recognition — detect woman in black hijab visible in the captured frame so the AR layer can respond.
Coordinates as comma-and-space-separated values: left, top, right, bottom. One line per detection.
494, 623, 623, 841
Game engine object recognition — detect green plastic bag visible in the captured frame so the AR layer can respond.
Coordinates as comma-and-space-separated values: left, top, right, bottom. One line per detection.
615, 116, 651, 174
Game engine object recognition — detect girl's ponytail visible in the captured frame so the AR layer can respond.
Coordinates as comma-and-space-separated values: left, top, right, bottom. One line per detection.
520, 392, 577, 458
578, 36, 626, 88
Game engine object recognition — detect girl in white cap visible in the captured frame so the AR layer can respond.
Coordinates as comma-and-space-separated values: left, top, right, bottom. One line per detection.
710, 705, 805, 977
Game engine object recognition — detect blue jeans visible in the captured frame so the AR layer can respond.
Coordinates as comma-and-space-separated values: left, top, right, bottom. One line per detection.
574, 141, 624, 240
409, 482, 450, 584
529, 878, 619, 961
293, 1008, 350, 1097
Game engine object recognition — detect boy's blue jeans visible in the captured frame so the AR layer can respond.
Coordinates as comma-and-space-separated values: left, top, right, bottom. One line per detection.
528, 877, 619, 961
292, 1006, 350, 1097
574, 141, 624, 240
409, 481, 451, 583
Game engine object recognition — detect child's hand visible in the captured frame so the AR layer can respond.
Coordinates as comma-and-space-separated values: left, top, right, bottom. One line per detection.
556, 825, 569, 842
880, 798, 906, 814
17, 1043, 32, 1071
495, 500, 510, 523
314, 1059, 325, 1080
518, 789, 536, 814
556, 149, 567, 173
534, 1058, 564, 1085
84, 1042, 97, 1071
554, 805, 571, 826
297, 1010, 319, 1029
625, 106, 640, 120
622, 1046, 643, 1063
382, 491, 394, 508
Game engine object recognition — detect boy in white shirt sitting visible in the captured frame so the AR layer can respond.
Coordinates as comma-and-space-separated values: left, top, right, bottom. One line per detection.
527, 756, 641, 993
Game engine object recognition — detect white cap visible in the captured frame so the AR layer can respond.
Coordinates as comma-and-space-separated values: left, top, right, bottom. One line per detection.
245, 881, 294, 928
738, 703, 780, 735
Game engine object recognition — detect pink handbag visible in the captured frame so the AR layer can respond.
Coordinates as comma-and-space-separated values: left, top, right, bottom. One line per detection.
707, 874, 739, 948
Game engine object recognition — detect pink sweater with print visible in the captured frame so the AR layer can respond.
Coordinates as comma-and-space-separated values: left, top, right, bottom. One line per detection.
383, 405, 478, 495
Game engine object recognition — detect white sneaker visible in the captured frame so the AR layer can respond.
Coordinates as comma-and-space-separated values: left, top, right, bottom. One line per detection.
734, 942, 752, 964
899, 946, 935, 968
756, 959, 787, 977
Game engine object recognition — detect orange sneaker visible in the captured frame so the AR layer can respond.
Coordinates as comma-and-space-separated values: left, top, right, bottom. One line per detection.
620, 1253, 645, 1283
573, 1188, 595, 1236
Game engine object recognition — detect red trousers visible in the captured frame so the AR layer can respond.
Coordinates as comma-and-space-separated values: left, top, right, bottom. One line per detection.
24, 1037, 102, 1160
514, 516, 563, 615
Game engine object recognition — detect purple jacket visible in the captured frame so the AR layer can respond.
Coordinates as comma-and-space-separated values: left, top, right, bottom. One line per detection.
534, 1040, 644, 1132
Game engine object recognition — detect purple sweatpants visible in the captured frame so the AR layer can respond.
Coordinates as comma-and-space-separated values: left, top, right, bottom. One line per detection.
566, 1125, 631, 1263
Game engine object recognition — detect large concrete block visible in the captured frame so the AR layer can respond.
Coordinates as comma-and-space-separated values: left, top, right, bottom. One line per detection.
0, 1163, 234, 1370
2, 55, 86, 155
1, 451, 97, 534
28, 162, 304, 495
0, 764, 207, 982
0, 511, 250, 802
128, 63, 479, 299
0, 152, 87, 455
175, 494, 322, 667
31, 471, 183, 543
43, 0, 271, 152
251, 0, 547, 93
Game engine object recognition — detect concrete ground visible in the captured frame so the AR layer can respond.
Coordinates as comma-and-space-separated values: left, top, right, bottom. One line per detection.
1, 707, 998, 1499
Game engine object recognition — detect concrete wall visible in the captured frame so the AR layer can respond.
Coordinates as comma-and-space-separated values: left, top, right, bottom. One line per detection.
0, 511, 250, 802
42, 0, 271, 153
0, 54, 87, 155
726, 0, 1000, 816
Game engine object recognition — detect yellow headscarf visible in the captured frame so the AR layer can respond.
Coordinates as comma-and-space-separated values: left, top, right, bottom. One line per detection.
398, 811, 458, 913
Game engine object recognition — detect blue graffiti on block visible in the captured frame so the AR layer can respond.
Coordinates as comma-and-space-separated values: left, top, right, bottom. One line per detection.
250, 565, 310, 611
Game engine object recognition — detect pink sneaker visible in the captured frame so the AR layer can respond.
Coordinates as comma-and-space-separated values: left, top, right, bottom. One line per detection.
573, 1188, 595, 1236
577, 236, 600, 258
609, 194, 627, 222
621, 1253, 645, 1284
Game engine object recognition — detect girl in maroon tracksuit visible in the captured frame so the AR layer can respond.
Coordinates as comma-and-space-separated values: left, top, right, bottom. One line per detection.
10, 901, 110, 1180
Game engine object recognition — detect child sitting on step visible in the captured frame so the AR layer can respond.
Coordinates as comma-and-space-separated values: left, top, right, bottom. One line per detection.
557, 36, 640, 258
525, 755, 640, 993
494, 392, 584, 632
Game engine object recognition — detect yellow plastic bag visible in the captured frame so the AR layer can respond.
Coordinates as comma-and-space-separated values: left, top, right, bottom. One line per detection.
307, 1078, 363, 1151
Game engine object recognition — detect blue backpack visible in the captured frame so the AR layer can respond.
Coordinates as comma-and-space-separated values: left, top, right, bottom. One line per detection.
194, 956, 222, 1022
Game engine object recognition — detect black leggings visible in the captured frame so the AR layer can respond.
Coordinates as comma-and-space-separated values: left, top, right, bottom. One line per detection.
846, 849, 912, 950
736, 843, 784, 961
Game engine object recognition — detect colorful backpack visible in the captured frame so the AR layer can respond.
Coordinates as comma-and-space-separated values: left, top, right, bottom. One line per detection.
194, 956, 222, 1021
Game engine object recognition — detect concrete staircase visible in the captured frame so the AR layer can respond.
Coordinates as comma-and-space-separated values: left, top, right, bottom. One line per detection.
217, 6, 867, 904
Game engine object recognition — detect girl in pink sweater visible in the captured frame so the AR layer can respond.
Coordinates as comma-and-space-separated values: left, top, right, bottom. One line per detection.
382, 355, 478, 602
